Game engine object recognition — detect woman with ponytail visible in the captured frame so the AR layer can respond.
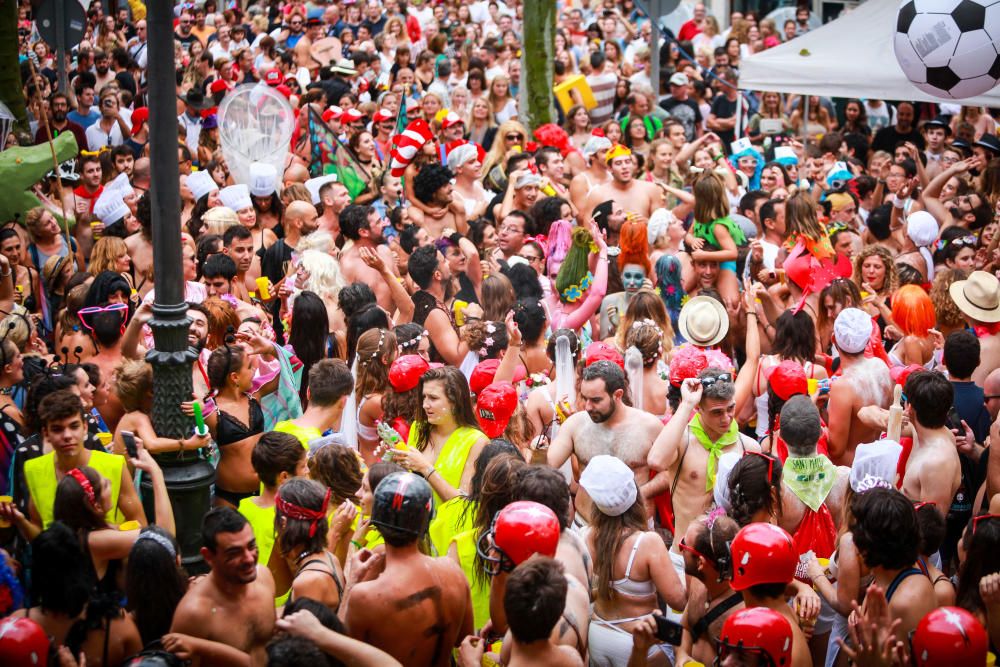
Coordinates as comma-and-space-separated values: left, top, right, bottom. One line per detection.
544, 219, 609, 339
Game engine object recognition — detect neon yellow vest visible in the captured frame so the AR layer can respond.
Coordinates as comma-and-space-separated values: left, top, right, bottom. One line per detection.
237, 496, 291, 607
24, 450, 125, 528
429, 496, 474, 558
453, 528, 491, 631
406, 425, 483, 505
273, 421, 322, 449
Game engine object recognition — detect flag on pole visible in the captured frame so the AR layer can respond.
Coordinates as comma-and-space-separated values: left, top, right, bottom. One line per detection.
307, 108, 368, 199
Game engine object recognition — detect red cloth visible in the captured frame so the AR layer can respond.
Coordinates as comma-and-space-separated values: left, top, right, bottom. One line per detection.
896, 436, 913, 488
677, 20, 703, 42
974, 322, 1000, 337
792, 505, 837, 581
72, 184, 102, 214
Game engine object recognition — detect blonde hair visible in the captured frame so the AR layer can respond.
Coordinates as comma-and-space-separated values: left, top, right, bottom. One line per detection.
300, 249, 345, 305
202, 206, 239, 236
482, 119, 530, 180
116, 359, 153, 412
89, 236, 128, 276
297, 230, 336, 255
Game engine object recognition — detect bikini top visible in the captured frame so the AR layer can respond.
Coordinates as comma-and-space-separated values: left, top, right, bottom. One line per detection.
216, 397, 264, 447
611, 533, 657, 598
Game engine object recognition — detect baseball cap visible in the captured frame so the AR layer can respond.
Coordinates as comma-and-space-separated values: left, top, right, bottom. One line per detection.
765, 360, 808, 401
130, 107, 149, 132
263, 68, 282, 86
441, 110, 464, 129
342, 108, 364, 124
669, 72, 690, 87
476, 382, 518, 438
584, 342, 625, 370
372, 108, 394, 123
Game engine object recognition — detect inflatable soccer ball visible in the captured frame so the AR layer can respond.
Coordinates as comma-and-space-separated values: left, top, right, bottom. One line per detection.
893, 0, 1000, 99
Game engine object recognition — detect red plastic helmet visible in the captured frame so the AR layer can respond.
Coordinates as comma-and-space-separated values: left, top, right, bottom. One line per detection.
469, 358, 526, 396
912, 607, 988, 667
478, 501, 559, 575
719, 607, 793, 666
388, 354, 430, 393
765, 360, 808, 401
730, 523, 797, 590
477, 382, 518, 438
0, 616, 50, 664
584, 341, 625, 370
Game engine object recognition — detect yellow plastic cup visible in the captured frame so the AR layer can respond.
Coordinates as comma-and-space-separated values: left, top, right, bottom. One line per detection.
987, 651, 995, 667
807, 378, 819, 395
90, 220, 102, 239
0, 495, 11, 528
119, 520, 140, 531
255, 277, 271, 300
859, 291, 870, 298
97, 432, 113, 448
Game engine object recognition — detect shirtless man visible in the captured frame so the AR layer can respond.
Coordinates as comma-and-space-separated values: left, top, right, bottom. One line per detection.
901, 371, 962, 511
647, 369, 759, 563
126, 194, 155, 297
676, 514, 744, 667
569, 134, 612, 214
547, 361, 669, 520
342, 472, 473, 667
338, 204, 399, 312
314, 180, 351, 238
408, 163, 468, 239
223, 226, 256, 298
826, 308, 893, 466
583, 144, 663, 224
459, 558, 584, 667
448, 144, 492, 221
166, 508, 276, 665
294, 17, 324, 71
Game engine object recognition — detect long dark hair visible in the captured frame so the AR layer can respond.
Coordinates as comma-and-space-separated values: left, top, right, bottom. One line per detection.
413, 366, 480, 451
275, 478, 330, 557
592, 498, 647, 601
466, 442, 523, 586
957, 514, 1000, 614
728, 452, 783, 527
772, 309, 817, 363
346, 303, 390, 365
288, 290, 331, 404
126, 526, 187, 646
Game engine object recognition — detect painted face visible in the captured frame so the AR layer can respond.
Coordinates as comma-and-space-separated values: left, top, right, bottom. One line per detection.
622, 263, 645, 293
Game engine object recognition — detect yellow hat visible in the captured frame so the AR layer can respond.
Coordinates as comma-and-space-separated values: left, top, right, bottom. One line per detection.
605, 143, 632, 163
826, 192, 854, 212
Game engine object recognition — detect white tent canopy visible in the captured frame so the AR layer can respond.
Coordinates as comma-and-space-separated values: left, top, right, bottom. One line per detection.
739, 0, 1000, 107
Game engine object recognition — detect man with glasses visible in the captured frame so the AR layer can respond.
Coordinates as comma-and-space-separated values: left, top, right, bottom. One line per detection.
127, 20, 148, 71
174, 10, 198, 54
649, 368, 759, 566
496, 211, 534, 263
34, 93, 87, 149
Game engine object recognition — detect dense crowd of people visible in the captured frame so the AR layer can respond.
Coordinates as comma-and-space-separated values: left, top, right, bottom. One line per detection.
0, 0, 998, 665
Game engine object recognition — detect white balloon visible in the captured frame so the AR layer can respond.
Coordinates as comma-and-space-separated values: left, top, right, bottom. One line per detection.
893, 0, 1000, 99
217, 84, 295, 189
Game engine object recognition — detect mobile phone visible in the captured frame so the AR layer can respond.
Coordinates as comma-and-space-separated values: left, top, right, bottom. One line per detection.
122, 431, 138, 459
654, 615, 684, 645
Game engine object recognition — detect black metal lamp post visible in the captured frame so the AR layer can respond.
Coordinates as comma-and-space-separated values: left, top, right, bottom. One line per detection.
143, 0, 215, 570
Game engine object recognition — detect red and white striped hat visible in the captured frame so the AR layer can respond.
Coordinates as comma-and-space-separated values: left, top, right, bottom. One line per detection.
389, 119, 435, 177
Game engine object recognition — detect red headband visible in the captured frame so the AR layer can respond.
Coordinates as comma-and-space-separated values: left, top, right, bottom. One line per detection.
276, 488, 332, 537
68, 468, 99, 511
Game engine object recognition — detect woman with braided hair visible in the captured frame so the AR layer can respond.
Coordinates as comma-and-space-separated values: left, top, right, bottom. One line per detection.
624, 319, 671, 420
353, 328, 397, 465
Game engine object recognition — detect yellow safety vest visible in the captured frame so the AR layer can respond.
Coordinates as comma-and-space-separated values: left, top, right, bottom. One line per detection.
237, 496, 290, 607
406, 425, 483, 505
453, 528, 491, 631
272, 421, 322, 449
429, 496, 474, 558
24, 450, 125, 528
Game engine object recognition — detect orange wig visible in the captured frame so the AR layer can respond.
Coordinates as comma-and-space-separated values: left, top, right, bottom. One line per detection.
891, 285, 935, 337
618, 220, 652, 275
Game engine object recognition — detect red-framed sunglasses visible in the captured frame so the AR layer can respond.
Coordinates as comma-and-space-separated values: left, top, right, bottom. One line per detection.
972, 514, 1000, 536
678, 536, 710, 562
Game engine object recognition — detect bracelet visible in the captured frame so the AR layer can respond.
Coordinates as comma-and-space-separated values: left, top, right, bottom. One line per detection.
747, 311, 757, 318
350, 539, 364, 549
423, 467, 437, 479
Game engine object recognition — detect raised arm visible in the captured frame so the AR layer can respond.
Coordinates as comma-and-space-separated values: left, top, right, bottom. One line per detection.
648, 379, 701, 471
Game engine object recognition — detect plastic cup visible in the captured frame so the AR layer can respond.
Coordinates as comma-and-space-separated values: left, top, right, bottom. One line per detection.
255, 277, 271, 300
96, 432, 113, 448
0, 495, 11, 528
90, 220, 102, 239
807, 378, 819, 395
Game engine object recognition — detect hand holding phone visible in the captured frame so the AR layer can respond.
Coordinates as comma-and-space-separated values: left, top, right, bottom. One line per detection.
654, 615, 684, 645
122, 431, 138, 459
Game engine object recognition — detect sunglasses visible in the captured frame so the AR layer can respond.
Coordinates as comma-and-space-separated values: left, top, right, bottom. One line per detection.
913, 501, 936, 511
972, 514, 1000, 536
505, 133, 524, 141
699, 372, 733, 388
678, 536, 710, 562
78, 303, 129, 335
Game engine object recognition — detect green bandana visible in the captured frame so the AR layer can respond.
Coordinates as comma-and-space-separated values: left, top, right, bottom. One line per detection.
783, 455, 837, 512
689, 413, 739, 492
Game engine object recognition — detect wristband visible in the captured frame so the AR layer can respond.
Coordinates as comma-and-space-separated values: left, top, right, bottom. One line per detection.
350, 539, 364, 549
892, 195, 905, 209
423, 467, 437, 479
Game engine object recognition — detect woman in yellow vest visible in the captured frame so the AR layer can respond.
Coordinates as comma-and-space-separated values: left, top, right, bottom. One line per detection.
444, 444, 525, 631
394, 367, 488, 509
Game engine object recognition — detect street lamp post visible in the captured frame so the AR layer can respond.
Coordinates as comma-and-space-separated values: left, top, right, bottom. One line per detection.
143, 0, 215, 570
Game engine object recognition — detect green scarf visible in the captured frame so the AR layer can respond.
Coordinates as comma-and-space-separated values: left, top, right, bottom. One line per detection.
689, 413, 739, 492
783, 455, 837, 512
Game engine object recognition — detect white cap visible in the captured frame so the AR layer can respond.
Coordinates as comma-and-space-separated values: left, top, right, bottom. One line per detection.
582, 134, 613, 158
514, 173, 542, 189
446, 144, 479, 171
669, 72, 690, 87
833, 307, 871, 354
906, 210, 938, 248
187, 170, 219, 202
774, 146, 798, 163
578, 455, 637, 517
248, 162, 278, 198
850, 440, 901, 492
304, 174, 338, 205
219, 183, 252, 212
93, 189, 130, 225
647, 208, 674, 246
